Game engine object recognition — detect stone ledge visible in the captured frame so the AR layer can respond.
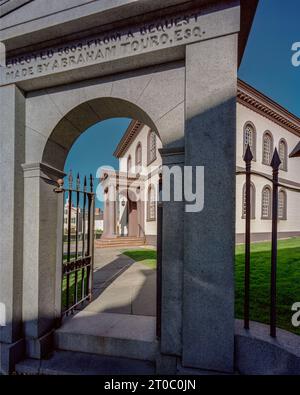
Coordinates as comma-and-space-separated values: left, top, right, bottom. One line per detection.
15, 350, 155, 375
235, 319, 300, 375
0, 338, 25, 375
26, 330, 54, 360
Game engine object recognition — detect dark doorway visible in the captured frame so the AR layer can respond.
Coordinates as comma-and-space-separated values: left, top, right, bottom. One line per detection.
128, 199, 138, 237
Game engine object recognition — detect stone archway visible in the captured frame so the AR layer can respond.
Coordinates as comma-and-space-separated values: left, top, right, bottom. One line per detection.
21, 65, 184, 361
0, 0, 258, 374
42, 96, 163, 322
42, 96, 163, 171
26, 64, 185, 170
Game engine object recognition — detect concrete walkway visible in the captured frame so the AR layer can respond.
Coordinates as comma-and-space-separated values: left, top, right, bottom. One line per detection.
19, 247, 158, 375
85, 246, 156, 317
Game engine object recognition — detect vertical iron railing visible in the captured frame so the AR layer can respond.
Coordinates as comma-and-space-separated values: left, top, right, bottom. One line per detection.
54, 171, 95, 317
270, 149, 281, 337
74, 173, 80, 305
243, 146, 253, 330
237, 145, 286, 337
87, 175, 95, 302
81, 176, 87, 303
156, 173, 163, 339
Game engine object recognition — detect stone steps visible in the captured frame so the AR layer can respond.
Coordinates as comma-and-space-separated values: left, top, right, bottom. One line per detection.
15, 350, 155, 375
95, 237, 146, 248
54, 311, 158, 362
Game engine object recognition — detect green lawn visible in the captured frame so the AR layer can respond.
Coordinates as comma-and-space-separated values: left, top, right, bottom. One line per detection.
124, 239, 300, 335
236, 237, 300, 335
123, 249, 157, 269
62, 269, 88, 311
63, 253, 76, 262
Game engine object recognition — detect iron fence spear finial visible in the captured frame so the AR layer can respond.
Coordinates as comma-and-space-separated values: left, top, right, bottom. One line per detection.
90, 174, 94, 193
84, 175, 87, 192
76, 173, 80, 191
68, 170, 73, 189
271, 148, 281, 171
244, 144, 254, 164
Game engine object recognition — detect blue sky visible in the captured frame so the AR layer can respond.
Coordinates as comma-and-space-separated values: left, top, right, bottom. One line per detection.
65, 0, 300, 208
65, 118, 131, 207
238, 0, 300, 116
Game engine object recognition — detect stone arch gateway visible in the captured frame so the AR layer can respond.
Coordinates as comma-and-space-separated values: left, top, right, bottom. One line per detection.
42, 94, 164, 170
0, 0, 258, 374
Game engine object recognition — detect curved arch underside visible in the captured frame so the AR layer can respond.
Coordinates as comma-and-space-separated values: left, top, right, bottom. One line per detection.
43, 97, 158, 170
25, 63, 185, 171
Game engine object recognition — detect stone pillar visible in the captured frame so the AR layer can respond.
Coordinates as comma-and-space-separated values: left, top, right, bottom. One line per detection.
22, 163, 64, 359
108, 197, 116, 238
102, 185, 117, 238
102, 193, 110, 238
160, 148, 185, 358
182, 34, 238, 372
137, 184, 145, 238
0, 85, 25, 374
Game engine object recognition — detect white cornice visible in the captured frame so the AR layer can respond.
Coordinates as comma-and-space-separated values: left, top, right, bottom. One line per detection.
115, 80, 300, 157
237, 79, 300, 137
113, 120, 144, 158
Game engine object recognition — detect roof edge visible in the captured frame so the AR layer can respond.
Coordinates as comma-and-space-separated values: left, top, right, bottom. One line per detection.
238, 78, 300, 136
115, 79, 300, 159
113, 120, 144, 158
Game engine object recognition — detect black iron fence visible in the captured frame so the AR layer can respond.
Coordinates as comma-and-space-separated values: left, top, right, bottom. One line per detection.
55, 172, 95, 317
236, 144, 300, 337
156, 174, 163, 338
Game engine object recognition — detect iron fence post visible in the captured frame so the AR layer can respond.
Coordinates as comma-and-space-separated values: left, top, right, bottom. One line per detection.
66, 171, 73, 313
244, 145, 253, 330
74, 173, 80, 305
156, 173, 163, 339
270, 149, 281, 338
87, 174, 95, 301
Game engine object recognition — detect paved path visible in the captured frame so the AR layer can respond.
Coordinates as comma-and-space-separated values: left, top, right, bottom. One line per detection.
16, 350, 155, 375
84, 247, 156, 317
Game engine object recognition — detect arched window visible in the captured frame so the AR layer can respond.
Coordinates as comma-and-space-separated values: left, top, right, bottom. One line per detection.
262, 131, 273, 166
127, 155, 132, 174
279, 139, 288, 171
243, 122, 256, 160
147, 130, 157, 164
278, 189, 287, 220
147, 184, 156, 221
135, 143, 142, 171
261, 186, 272, 219
242, 182, 256, 219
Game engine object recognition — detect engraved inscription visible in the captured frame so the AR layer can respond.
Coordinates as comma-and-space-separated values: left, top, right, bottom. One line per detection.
1, 11, 206, 84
